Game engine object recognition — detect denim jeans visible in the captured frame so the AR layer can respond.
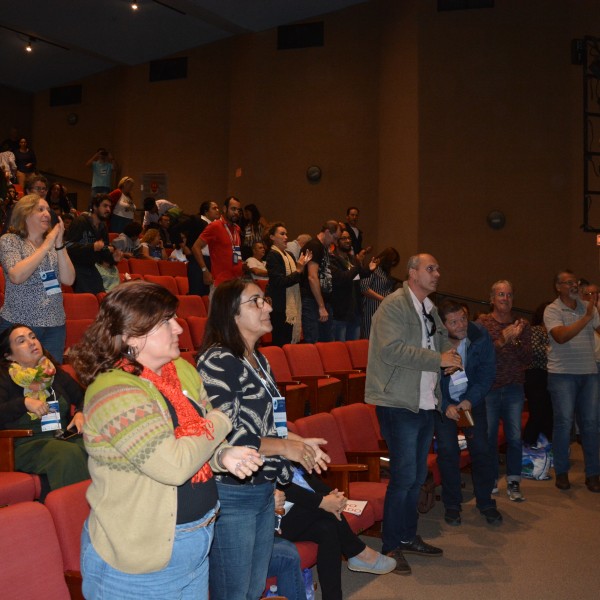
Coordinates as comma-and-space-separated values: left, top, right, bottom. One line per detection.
301, 297, 334, 344
435, 401, 496, 511
81, 504, 218, 600
267, 537, 305, 600
0, 318, 66, 365
547, 373, 600, 477
485, 383, 524, 482
376, 406, 434, 554
332, 314, 361, 342
209, 481, 275, 600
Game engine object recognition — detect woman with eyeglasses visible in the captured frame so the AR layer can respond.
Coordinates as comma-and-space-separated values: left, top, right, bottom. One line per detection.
197, 278, 330, 600
0, 194, 75, 362
70, 281, 262, 599
0, 323, 88, 500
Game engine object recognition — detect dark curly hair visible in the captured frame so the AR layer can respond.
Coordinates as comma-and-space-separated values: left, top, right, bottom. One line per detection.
70, 281, 178, 387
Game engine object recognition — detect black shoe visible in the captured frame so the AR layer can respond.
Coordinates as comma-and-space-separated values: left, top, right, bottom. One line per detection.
555, 473, 570, 490
385, 548, 412, 576
399, 535, 443, 557
444, 508, 461, 526
585, 475, 600, 493
480, 507, 503, 526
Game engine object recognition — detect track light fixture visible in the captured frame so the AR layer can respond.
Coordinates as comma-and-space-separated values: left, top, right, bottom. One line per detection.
26, 37, 34, 52
131, 1, 139, 10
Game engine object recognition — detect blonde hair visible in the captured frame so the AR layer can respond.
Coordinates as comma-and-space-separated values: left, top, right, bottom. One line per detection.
141, 228, 160, 245
9, 194, 47, 239
118, 176, 134, 190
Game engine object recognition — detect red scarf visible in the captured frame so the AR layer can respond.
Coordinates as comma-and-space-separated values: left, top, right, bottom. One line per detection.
137, 361, 215, 484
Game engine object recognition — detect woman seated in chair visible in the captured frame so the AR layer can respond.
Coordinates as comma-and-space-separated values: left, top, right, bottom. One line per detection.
277, 469, 395, 600
0, 324, 89, 500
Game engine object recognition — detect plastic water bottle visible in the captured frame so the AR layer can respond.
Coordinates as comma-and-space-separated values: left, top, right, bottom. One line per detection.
265, 584, 278, 597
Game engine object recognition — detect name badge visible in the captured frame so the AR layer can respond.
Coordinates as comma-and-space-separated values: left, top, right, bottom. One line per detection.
272, 396, 288, 438
41, 399, 61, 432
233, 245, 242, 265
40, 269, 61, 296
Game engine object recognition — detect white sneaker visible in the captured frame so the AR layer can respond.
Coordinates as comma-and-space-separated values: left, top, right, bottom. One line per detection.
492, 480, 498, 494
507, 481, 525, 502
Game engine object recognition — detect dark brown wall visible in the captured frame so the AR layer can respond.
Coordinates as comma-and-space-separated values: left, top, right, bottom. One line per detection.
27, 0, 600, 309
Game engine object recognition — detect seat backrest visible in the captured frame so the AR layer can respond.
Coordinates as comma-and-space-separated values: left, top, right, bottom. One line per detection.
260, 346, 293, 381
186, 316, 208, 350
294, 412, 347, 464
175, 276, 189, 295
0, 502, 70, 599
176, 318, 194, 352
345, 339, 369, 369
315, 341, 353, 371
365, 402, 383, 440
128, 258, 160, 276
143, 274, 179, 296
331, 404, 380, 452
45, 480, 91, 572
64, 319, 94, 356
63, 293, 99, 320
283, 344, 325, 378
176, 295, 207, 318
158, 260, 188, 277
116, 259, 130, 274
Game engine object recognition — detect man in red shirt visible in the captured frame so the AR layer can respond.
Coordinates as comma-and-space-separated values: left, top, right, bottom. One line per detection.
192, 196, 243, 293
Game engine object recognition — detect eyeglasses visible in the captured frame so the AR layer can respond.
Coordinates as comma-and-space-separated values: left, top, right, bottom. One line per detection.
31, 186, 47, 192
558, 280, 577, 286
240, 295, 272, 309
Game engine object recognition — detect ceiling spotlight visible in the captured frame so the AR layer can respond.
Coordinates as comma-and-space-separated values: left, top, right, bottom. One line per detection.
131, 1, 139, 10
25, 37, 34, 52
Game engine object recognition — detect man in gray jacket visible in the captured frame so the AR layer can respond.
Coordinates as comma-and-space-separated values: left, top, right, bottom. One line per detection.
365, 253, 462, 575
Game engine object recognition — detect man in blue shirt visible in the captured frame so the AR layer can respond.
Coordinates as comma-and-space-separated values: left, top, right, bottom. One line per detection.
435, 299, 502, 526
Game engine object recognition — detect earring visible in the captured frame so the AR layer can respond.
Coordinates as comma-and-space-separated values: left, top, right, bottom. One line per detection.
126, 345, 138, 359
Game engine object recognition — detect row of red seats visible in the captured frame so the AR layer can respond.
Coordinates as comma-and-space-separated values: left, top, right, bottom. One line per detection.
0, 403, 388, 599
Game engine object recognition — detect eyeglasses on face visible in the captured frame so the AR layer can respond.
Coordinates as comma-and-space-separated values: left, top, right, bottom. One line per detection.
558, 280, 577, 286
240, 295, 272, 309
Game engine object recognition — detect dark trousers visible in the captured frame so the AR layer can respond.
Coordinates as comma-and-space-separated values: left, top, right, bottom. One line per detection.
271, 311, 294, 347
523, 368, 553, 444
280, 505, 364, 600
434, 401, 496, 511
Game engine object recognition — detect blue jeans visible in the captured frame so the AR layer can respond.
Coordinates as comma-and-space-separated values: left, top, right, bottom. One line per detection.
0, 318, 66, 365
435, 401, 496, 511
267, 537, 305, 600
210, 481, 275, 600
547, 373, 600, 477
376, 406, 434, 554
332, 314, 361, 342
485, 384, 524, 482
301, 297, 334, 344
81, 504, 218, 600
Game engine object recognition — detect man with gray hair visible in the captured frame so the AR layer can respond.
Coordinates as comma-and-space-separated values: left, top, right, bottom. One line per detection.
543, 270, 600, 493
365, 253, 462, 575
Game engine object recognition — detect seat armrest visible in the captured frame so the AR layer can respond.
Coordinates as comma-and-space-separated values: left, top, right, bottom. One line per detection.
0, 429, 34, 471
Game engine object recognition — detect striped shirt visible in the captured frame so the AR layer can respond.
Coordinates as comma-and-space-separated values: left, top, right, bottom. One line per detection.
544, 297, 600, 374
